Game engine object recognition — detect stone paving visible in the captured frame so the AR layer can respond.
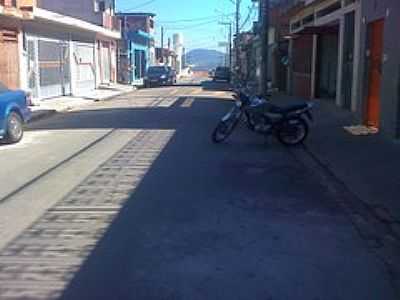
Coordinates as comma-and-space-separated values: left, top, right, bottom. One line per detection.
0, 130, 174, 300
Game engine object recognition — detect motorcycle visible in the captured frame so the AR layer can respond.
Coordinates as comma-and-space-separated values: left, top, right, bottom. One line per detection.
212, 87, 314, 146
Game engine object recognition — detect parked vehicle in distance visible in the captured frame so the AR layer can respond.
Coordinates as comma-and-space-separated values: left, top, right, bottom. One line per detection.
145, 66, 177, 87
208, 69, 215, 78
213, 66, 231, 82
167, 67, 177, 84
0, 82, 31, 144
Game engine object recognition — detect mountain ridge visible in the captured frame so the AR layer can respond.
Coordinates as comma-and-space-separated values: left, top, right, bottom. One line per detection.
186, 48, 226, 71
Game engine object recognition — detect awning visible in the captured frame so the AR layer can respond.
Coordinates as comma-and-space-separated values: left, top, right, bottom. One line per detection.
126, 30, 152, 46
33, 8, 121, 40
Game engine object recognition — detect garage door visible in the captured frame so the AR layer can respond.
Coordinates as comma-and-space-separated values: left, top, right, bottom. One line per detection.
38, 39, 71, 99
74, 43, 96, 96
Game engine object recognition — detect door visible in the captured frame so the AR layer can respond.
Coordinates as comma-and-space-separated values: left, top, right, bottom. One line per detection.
316, 30, 339, 99
101, 42, 111, 84
342, 12, 355, 110
366, 19, 384, 128
140, 50, 147, 78
61, 43, 71, 95
134, 50, 141, 80
292, 35, 313, 98
27, 39, 39, 98
134, 50, 146, 80
0, 29, 19, 90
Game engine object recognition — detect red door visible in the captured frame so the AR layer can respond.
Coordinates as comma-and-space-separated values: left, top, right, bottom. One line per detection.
366, 19, 384, 128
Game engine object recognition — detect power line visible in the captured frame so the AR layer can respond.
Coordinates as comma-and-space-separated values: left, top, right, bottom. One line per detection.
165, 19, 220, 30
122, 0, 157, 11
159, 13, 235, 24
240, 4, 256, 31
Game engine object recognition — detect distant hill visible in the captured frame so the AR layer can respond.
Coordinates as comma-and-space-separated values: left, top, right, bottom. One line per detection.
186, 49, 226, 71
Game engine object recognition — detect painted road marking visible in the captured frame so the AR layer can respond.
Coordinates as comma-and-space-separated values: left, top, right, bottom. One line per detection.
181, 97, 195, 108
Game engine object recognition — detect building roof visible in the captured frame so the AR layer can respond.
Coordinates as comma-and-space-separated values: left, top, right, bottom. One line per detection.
117, 12, 156, 17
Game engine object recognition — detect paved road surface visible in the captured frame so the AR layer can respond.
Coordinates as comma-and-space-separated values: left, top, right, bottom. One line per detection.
0, 84, 397, 300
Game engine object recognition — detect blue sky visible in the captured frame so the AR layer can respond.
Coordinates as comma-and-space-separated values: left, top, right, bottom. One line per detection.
116, 0, 258, 51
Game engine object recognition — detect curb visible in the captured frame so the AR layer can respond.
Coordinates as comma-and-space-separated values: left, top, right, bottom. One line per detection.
29, 109, 57, 123
28, 89, 136, 123
92, 88, 137, 102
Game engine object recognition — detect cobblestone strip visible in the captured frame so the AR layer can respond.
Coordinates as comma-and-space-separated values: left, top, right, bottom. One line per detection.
0, 130, 174, 300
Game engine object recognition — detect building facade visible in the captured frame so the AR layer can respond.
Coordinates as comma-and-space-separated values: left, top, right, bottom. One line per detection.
37, 0, 119, 86
285, 0, 400, 138
288, 0, 362, 106
155, 47, 177, 69
117, 12, 155, 86
20, 0, 120, 100
0, 0, 34, 90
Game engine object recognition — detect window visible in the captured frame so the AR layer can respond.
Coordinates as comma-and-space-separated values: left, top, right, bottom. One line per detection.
291, 21, 301, 31
99, 1, 106, 12
302, 14, 315, 25
94, 0, 99, 12
94, 0, 106, 12
316, 1, 341, 18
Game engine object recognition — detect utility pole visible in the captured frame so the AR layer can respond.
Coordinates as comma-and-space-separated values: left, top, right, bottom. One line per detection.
228, 22, 232, 70
260, 0, 270, 96
219, 22, 232, 69
235, 0, 241, 78
161, 26, 164, 63
235, 0, 240, 38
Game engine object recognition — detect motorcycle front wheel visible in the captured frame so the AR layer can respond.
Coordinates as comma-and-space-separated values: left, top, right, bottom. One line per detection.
277, 118, 309, 146
212, 116, 240, 143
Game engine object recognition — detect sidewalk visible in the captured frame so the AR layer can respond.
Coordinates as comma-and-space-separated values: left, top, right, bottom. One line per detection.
30, 83, 135, 122
272, 94, 400, 224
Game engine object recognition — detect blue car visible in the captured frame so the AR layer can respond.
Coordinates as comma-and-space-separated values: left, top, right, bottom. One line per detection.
0, 82, 31, 144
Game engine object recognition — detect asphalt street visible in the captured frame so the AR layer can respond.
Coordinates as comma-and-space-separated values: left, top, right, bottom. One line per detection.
0, 82, 397, 300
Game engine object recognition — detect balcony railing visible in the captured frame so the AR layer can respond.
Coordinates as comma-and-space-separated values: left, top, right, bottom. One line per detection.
103, 13, 121, 32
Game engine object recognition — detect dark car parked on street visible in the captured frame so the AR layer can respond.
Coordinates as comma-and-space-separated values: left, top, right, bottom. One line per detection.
213, 66, 231, 82
0, 82, 31, 144
145, 66, 177, 87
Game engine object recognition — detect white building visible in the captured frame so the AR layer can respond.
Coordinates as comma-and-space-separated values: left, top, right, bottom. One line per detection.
21, 0, 121, 100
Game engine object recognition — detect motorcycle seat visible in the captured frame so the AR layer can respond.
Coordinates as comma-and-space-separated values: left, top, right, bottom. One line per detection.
270, 103, 308, 114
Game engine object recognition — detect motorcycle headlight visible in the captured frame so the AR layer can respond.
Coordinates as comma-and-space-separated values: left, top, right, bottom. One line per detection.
160, 75, 167, 79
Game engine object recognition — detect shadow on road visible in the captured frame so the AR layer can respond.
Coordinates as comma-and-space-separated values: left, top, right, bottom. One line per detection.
28, 97, 230, 132
201, 80, 232, 91
2, 93, 396, 300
